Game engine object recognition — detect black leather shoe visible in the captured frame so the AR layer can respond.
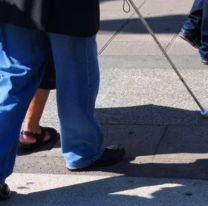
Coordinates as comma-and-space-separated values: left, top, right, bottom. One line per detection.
179, 30, 200, 49
69, 145, 125, 171
0, 183, 10, 201
201, 58, 208, 65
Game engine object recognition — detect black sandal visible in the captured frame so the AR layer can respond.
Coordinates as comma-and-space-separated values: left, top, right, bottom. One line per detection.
19, 127, 59, 152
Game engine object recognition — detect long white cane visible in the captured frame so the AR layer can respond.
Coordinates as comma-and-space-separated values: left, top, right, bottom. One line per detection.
123, 0, 208, 116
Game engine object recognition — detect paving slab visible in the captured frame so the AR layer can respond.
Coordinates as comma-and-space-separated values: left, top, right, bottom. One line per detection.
5, 173, 208, 206
135, 125, 208, 179
103, 125, 164, 156
156, 125, 208, 156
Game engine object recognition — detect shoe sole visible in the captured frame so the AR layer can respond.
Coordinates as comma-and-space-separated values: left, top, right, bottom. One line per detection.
179, 33, 199, 49
68, 155, 125, 172
68, 147, 126, 172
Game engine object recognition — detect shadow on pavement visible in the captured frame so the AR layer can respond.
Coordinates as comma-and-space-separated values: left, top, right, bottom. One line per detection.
97, 104, 205, 126
5, 175, 207, 206
100, 15, 186, 34
17, 104, 208, 180
94, 105, 208, 179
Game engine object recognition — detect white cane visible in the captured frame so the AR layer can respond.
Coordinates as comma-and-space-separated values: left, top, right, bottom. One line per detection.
123, 0, 208, 117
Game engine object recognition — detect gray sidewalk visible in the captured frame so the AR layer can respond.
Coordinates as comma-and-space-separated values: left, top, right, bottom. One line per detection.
9, 0, 208, 205
5, 173, 208, 206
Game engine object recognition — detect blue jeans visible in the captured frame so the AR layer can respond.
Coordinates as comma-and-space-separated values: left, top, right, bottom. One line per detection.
182, 0, 203, 35
182, 0, 208, 59
200, 0, 208, 59
0, 24, 104, 183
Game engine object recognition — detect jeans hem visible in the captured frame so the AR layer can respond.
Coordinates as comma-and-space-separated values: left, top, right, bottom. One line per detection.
65, 146, 105, 170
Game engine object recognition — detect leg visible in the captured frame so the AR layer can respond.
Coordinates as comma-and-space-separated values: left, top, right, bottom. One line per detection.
23, 56, 56, 135
50, 35, 104, 170
199, 0, 208, 62
23, 89, 50, 134
50, 35, 125, 170
180, 0, 204, 48
0, 24, 48, 184
19, 56, 58, 150
182, 0, 204, 34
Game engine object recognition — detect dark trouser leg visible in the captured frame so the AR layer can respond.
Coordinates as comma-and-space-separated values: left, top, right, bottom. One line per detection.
199, 0, 208, 60
182, 0, 204, 34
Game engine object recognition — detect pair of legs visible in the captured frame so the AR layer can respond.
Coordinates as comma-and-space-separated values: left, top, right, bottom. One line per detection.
180, 0, 208, 63
0, 23, 105, 185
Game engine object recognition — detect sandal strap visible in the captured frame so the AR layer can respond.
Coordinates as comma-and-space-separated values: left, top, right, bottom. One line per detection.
21, 129, 46, 144
40, 126, 58, 137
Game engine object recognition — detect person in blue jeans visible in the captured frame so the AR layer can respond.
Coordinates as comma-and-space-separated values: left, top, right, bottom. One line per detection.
0, 1, 125, 201
179, 0, 208, 64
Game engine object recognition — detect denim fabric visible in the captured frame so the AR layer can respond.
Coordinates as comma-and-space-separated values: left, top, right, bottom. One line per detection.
181, 0, 208, 59
182, 0, 203, 35
0, 24, 104, 183
0, 24, 48, 183
200, 0, 208, 59
49, 34, 104, 170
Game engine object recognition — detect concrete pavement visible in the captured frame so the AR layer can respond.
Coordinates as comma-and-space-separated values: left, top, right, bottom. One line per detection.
8, 0, 208, 205
5, 174, 208, 206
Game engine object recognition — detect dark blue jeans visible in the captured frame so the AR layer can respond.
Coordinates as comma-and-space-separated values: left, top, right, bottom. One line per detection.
182, 0, 208, 59
200, 0, 208, 59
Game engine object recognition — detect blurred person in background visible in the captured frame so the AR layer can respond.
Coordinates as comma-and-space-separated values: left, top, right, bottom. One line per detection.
179, 0, 208, 64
